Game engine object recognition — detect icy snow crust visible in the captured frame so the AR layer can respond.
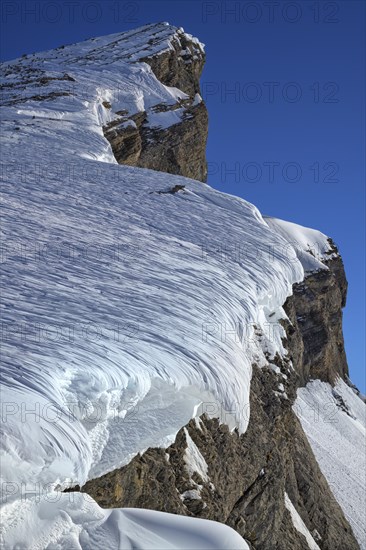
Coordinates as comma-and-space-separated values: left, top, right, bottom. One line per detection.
294, 379, 366, 548
0, 22, 336, 549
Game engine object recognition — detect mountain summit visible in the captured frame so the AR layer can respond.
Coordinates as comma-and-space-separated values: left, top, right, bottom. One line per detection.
1, 23, 365, 550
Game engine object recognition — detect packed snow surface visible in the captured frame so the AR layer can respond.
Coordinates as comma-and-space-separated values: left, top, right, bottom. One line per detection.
0, 21, 340, 550
265, 217, 337, 273
183, 428, 209, 483
294, 378, 366, 548
0, 493, 249, 550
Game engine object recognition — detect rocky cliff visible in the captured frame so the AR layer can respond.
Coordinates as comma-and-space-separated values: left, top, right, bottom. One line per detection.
76, 25, 361, 550
103, 26, 208, 181
2, 22, 363, 550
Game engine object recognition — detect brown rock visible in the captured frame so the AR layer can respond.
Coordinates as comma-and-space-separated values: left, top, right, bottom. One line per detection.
283, 253, 349, 386
102, 29, 208, 182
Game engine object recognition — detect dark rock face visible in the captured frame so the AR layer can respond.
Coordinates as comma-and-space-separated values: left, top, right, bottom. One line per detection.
103, 113, 144, 166
140, 29, 205, 97
103, 31, 208, 182
283, 255, 348, 386
104, 100, 208, 182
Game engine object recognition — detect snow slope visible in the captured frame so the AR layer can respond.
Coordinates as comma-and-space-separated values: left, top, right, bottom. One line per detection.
294, 379, 366, 548
0, 22, 345, 549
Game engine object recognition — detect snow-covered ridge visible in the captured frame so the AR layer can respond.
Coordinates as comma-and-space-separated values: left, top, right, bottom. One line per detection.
0, 26, 344, 550
1, 22, 204, 70
0, 22, 348, 550
1, 23, 205, 165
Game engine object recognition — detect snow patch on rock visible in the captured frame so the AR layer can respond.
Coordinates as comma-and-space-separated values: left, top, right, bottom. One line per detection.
284, 492, 320, 550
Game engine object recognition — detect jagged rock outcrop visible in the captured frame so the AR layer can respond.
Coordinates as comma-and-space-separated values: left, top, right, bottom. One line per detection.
140, 27, 205, 96
283, 255, 348, 386
0, 23, 208, 182
103, 25, 208, 181
80, 258, 358, 550
104, 98, 208, 182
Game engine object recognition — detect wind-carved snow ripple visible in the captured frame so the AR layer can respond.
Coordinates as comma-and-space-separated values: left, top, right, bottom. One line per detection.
1, 159, 305, 488
1, 30, 309, 490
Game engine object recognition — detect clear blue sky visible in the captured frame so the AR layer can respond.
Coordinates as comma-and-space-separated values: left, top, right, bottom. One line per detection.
1, 0, 365, 391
